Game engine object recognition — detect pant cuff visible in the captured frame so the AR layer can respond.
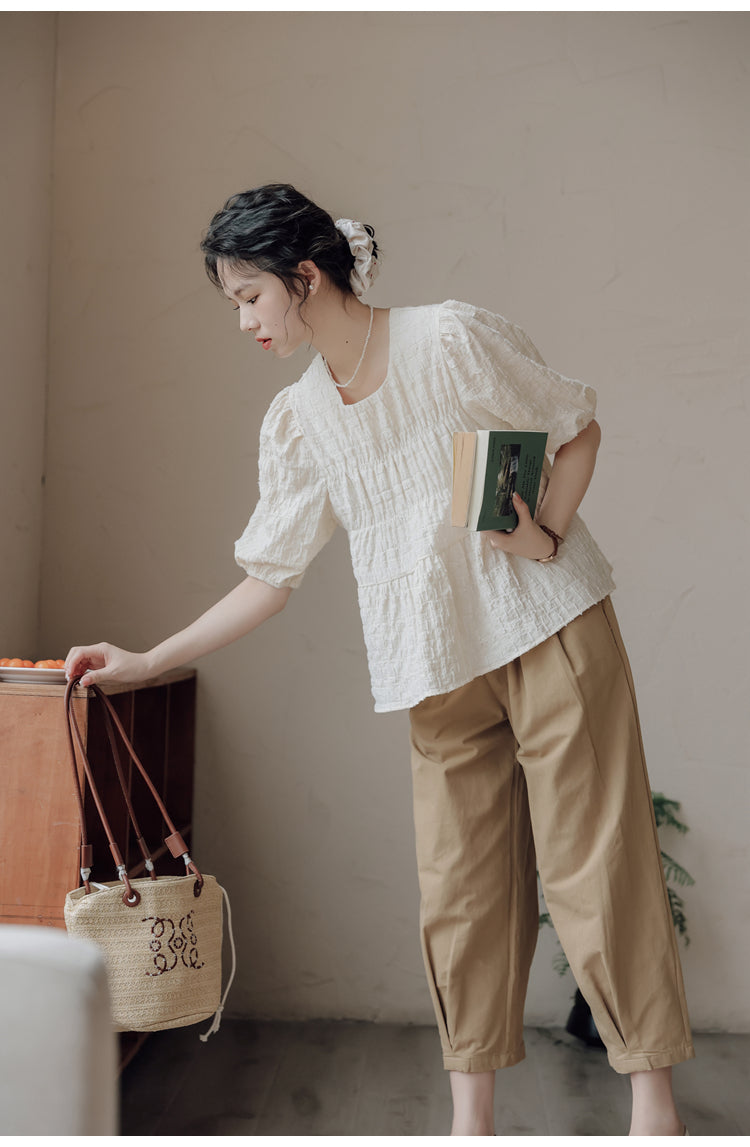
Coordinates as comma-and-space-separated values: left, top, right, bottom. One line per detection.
443, 1043, 526, 1072
607, 1041, 697, 1074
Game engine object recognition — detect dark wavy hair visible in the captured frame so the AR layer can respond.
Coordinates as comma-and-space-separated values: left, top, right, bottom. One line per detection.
200, 183, 380, 321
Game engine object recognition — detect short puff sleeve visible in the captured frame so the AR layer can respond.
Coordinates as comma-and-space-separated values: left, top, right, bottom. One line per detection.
234, 386, 338, 590
440, 299, 597, 456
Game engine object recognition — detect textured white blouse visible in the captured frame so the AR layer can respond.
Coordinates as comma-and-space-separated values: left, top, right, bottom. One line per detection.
235, 299, 616, 713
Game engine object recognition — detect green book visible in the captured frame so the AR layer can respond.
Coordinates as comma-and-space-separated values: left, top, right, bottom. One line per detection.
452, 430, 548, 532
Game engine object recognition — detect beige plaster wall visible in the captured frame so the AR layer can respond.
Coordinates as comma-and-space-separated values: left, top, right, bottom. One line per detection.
0, 14, 56, 658
39, 12, 749, 1030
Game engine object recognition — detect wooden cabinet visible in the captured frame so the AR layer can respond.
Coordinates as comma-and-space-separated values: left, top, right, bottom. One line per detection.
0, 670, 197, 929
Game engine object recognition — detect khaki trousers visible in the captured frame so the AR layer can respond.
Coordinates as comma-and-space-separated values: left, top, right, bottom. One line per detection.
408, 595, 696, 1075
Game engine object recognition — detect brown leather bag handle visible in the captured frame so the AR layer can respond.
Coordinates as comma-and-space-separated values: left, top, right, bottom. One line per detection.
90, 685, 203, 888
64, 678, 203, 907
64, 679, 140, 906
98, 699, 158, 882
65, 683, 161, 894
63, 679, 94, 896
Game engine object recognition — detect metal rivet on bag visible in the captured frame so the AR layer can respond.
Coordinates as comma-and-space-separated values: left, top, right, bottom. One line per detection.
122, 889, 141, 907
193, 879, 202, 898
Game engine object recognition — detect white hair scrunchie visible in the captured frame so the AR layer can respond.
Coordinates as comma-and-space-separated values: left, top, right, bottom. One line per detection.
335, 218, 380, 298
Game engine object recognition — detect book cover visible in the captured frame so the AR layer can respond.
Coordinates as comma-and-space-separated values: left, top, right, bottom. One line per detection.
452, 430, 548, 531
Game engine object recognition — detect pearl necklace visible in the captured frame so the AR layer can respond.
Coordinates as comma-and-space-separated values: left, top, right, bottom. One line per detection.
323, 304, 374, 389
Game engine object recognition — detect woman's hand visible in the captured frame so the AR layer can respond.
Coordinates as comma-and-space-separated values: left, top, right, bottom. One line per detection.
486, 492, 555, 561
65, 643, 152, 689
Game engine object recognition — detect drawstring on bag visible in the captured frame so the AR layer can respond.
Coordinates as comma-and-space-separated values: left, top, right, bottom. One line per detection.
200, 883, 237, 1041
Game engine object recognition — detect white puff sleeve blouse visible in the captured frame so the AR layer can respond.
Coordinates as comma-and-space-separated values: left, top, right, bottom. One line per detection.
234, 298, 616, 712
234, 386, 339, 590
439, 299, 598, 456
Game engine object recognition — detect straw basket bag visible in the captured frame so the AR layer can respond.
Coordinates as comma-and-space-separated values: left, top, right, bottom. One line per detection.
62, 678, 235, 1038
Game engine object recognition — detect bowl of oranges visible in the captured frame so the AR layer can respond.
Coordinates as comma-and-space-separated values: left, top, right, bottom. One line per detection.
0, 658, 67, 683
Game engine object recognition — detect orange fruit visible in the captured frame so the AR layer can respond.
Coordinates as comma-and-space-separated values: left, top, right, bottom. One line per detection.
22, 660, 34, 668
9, 659, 24, 668
0, 658, 9, 667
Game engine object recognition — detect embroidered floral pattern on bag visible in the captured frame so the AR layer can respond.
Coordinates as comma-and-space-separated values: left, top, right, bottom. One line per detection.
142, 911, 205, 976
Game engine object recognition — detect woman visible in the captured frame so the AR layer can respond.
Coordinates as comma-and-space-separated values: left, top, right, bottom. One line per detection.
66, 183, 694, 1135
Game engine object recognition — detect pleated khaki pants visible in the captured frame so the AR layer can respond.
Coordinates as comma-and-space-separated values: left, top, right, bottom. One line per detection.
408, 595, 696, 1075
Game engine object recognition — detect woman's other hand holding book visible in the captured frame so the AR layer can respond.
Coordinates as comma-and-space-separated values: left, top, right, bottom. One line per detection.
486, 492, 556, 561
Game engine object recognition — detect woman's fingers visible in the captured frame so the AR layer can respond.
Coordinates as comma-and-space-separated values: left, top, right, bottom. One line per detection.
65, 645, 150, 688
79, 665, 106, 687
486, 493, 555, 560
512, 491, 531, 520
65, 643, 111, 683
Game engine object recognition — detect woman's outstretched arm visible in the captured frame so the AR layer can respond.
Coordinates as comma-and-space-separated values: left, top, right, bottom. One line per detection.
65, 575, 291, 688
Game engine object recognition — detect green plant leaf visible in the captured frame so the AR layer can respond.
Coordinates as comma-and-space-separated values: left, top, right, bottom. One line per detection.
652, 791, 688, 833
553, 949, 570, 976
661, 849, 696, 888
667, 887, 691, 945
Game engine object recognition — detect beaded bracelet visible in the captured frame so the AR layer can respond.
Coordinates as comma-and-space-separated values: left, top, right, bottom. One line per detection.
536, 523, 565, 563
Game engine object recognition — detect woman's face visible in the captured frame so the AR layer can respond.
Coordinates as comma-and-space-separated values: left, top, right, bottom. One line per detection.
217, 260, 310, 360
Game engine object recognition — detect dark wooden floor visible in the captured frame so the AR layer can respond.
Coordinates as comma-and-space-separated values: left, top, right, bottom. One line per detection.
119, 1019, 747, 1136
